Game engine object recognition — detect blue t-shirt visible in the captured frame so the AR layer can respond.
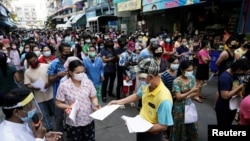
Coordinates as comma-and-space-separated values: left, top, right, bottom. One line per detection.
100, 49, 116, 72
83, 56, 104, 86
47, 58, 65, 97
139, 48, 153, 60
216, 71, 236, 111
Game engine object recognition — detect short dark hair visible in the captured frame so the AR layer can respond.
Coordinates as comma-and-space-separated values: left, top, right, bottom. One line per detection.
58, 43, 71, 53
177, 60, 193, 76
230, 58, 250, 72
25, 52, 37, 60
68, 60, 83, 73
1, 88, 31, 119
168, 55, 178, 63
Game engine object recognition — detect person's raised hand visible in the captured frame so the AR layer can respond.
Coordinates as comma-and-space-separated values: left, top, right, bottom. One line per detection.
45, 131, 63, 141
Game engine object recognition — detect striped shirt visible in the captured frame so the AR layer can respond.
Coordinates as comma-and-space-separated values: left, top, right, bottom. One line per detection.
161, 70, 176, 96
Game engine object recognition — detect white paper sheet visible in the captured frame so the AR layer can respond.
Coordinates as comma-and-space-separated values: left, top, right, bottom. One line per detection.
89, 105, 120, 120
123, 80, 132, 86
31, 78, 47, 92
69, 100, 79, 123
229, 95, 242, 110
121, 115, 153, 133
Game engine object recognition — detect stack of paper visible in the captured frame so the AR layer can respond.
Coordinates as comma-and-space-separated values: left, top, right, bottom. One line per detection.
89, 105, 120, 120
121, 115, 153, 133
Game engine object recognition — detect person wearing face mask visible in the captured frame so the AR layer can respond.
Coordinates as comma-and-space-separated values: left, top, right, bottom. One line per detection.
216, 35, 240, 77
32, 46, 41, 58
83, 46, 104, 104
100, 39, 117, 102
162, 36, 175, 60
170, 60, 199, 141
24, 52, 54, 132
160, 56, 179, 141
161, 55, 179, 97
39, 46, 56, 64
0, 88, 63, 141
47, 43, 71, 133
109, 58, 173, 141
20, 44, 31, 67
82, 36, 92, 57
176, 38, 190, 62
152, 45, 168, 74
215, 59, 250, 126
55, 60, 100, 141
9, 43, 22, 70
118, 45, 139, 106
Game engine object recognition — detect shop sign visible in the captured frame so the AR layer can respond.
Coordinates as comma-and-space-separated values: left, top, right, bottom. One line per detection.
143, 0, 200, 12
118, 0, 142, 12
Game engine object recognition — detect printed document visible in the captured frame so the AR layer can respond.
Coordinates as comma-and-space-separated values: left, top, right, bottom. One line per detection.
89, 105, 120, 120
121, 115, 153, 133
69, 100, 79, 123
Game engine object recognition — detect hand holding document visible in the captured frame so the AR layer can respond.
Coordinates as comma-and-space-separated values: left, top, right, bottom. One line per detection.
89, 105, 120, 120
69, 100, 79, 123
123, 80, 132, 86
121, 115, 153, 133
31, 78, 48, 92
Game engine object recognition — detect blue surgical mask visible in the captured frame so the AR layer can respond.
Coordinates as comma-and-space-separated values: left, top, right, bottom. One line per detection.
170, 64, 179, 71
165, 38, 171, 43
20, 108, 37, 122
139, 80, 147, 86
184, 71, 193, 77
43, 51, 51, 57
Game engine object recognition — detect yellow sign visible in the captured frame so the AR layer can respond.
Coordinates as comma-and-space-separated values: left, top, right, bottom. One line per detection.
118, 0, 141, 12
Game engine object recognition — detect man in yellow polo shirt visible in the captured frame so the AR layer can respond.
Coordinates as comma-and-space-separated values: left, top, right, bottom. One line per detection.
109, 58, 173, 141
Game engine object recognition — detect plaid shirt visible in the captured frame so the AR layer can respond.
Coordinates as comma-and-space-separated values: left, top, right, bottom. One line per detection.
119, 51, 138, 80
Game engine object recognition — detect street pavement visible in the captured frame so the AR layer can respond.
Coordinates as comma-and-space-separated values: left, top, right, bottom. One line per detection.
0, 74, 237, 141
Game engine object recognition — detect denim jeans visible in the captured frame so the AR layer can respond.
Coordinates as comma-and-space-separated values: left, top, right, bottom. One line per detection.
38, 99, 55, 130
54, 98, 64, 132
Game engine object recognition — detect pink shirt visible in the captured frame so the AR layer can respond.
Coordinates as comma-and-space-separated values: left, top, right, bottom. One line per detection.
56, 78, 96, 126
239, 95, 250, 125
198, 49, 209, 64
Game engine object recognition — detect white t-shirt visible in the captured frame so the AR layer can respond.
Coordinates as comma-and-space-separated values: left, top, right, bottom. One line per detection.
0, 120, 44, 141
24, 63, 53, 103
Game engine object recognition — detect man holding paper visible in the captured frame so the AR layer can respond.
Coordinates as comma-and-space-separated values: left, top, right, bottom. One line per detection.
109, 58, 174, 141
24, 52, 54, 132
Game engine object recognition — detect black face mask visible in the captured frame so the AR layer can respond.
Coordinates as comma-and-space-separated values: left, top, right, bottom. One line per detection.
243, 44, 250, 49
62, 53, 71, 60
231, 45, 238, 49
154, 52, 163, 57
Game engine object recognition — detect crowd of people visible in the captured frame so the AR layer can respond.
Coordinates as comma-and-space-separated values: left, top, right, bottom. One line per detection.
0, 28, 249, 141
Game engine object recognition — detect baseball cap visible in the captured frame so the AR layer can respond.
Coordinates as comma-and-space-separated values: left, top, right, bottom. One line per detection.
137, 58, 160, 75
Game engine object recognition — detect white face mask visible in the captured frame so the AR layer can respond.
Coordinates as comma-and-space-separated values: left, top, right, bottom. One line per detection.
85, 39, 91, 43
43, 51, 51, 57
25, 48, 30, 52
184, 71, 193, 77
170, 64, 179, 71
34, 51, 41, 57
73, 72, 86, 81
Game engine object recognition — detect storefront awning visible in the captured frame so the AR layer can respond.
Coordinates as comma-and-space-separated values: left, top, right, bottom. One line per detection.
71, 13, 85, 24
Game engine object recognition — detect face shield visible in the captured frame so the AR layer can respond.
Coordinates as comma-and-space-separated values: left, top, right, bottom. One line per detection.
3, 92, 43, 123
